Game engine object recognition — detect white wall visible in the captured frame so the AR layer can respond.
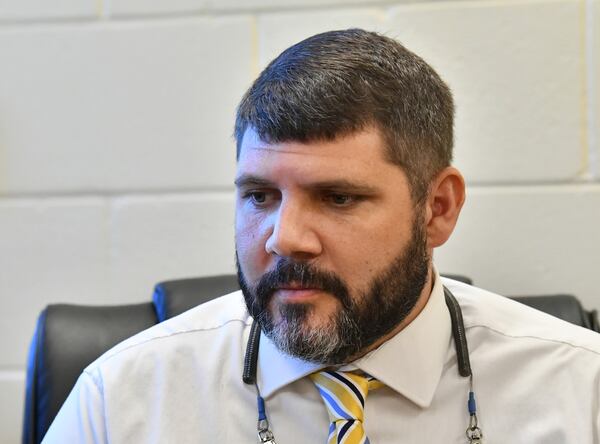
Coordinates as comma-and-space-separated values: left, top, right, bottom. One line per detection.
1, 0, 598, 442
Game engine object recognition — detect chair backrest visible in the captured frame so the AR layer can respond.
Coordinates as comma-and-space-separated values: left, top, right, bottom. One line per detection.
153, 274, 240, 321
23, 303, 158, 444
510, 294, 599, 332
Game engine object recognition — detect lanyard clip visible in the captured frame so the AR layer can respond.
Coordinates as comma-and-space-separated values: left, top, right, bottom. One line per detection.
258, 419, 277, 444
467, 433, 482, 444
466, 414, 483, 443
465, 388, 483, 443
255, 388, 277, 443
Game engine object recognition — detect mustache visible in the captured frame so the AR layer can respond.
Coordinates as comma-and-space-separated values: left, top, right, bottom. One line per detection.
254, 259, 351, 309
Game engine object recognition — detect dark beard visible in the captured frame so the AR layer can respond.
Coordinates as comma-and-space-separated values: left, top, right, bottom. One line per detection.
236, 215, 430, 365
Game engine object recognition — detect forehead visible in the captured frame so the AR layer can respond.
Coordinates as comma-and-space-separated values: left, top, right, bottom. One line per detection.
236, 127, 406, 186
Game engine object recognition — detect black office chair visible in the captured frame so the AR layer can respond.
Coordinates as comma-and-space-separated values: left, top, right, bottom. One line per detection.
22, 303, 158, 444
153, 274, 240, 322
511, 294, 600, 332
23, 274, 599, 443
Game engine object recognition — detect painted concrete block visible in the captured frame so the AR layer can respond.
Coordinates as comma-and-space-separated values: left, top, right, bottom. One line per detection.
592, 0, 600, 179
110, 0, 208, 16
258, 8, 386, 68
387, 0, 584, 183
0, 373, 25, 444
216, 0, 396, 12
435, 184, 600, 311
0, 0, 96, 21
0, 198, 109, 367
109, 193, 236, 302
110, 0, 396, 16
0, 16, 253, 194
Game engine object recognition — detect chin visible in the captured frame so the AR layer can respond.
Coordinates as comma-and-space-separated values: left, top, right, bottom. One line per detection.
271, 298, 335, 326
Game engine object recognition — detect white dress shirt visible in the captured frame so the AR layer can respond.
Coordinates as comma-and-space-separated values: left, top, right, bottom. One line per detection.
43, 272, 600, 443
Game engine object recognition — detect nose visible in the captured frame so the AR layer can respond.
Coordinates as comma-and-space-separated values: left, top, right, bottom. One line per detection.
265, 199, 322, 260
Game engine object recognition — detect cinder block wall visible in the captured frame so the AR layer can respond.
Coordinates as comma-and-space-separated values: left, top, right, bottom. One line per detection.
1, 0, 598, 441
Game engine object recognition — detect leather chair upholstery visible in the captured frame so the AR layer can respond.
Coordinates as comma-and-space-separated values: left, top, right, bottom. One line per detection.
153, 274, 240, 322
23, 303, 158, 444
511, 294, 600, 332
23, 274, 599, 443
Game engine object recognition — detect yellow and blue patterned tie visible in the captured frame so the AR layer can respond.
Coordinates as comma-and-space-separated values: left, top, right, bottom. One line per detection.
310, 370, 383, 444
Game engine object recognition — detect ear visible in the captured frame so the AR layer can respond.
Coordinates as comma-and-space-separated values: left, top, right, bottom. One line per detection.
424, 167, 466, 249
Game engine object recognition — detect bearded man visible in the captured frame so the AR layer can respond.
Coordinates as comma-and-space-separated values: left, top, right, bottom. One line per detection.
44, 29, 600, 444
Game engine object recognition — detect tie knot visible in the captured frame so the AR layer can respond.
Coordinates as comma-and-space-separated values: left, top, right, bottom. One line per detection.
310, 370, 382, 423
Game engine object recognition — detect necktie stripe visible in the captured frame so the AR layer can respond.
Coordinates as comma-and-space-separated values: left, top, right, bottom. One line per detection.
316, 387, 354, 420
313, 373, 367, 415
325, 371, 366, 407
337, 419, 354, 441
328, 427, 336, 444
341, 422, 364, 444
328, 423, 336, 436
313, 374, 364, 418
311, 370, 383, 444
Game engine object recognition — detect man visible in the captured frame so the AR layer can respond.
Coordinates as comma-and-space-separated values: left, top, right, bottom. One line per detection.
44, 29, 600, 443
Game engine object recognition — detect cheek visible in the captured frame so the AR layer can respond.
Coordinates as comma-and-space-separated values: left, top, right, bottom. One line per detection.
322, 220, 411, 285
235, 213, 269, 280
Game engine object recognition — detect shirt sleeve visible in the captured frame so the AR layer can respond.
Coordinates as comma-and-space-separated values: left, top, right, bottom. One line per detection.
42, 370, 108, 444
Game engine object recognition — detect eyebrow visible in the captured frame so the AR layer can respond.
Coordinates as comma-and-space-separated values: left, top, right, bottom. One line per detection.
234, 174, 379, 194
234, 175, 274, 188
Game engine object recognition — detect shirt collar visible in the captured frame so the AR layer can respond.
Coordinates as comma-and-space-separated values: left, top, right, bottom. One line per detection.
257, 269, 451, 408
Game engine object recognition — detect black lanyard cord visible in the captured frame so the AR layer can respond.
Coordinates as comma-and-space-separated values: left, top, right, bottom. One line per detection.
444, 287, 472, 377
243, 319, 261, 384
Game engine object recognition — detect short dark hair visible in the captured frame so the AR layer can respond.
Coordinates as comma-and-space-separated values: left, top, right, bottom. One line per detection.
234, 28, 454, 204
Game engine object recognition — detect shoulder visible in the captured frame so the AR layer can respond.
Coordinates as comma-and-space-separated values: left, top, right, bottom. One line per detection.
441, 277, 600, 357
84, 291, 252, 375
47, 292, 256, 441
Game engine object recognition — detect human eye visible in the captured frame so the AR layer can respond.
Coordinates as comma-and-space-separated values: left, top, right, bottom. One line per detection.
249, 191, 266, 204
241, 190, 276, 208
324, 193, 358, 207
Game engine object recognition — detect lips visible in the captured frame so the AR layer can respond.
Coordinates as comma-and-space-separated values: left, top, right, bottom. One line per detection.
273, 286, 323, 302
277, 283, 317, 290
